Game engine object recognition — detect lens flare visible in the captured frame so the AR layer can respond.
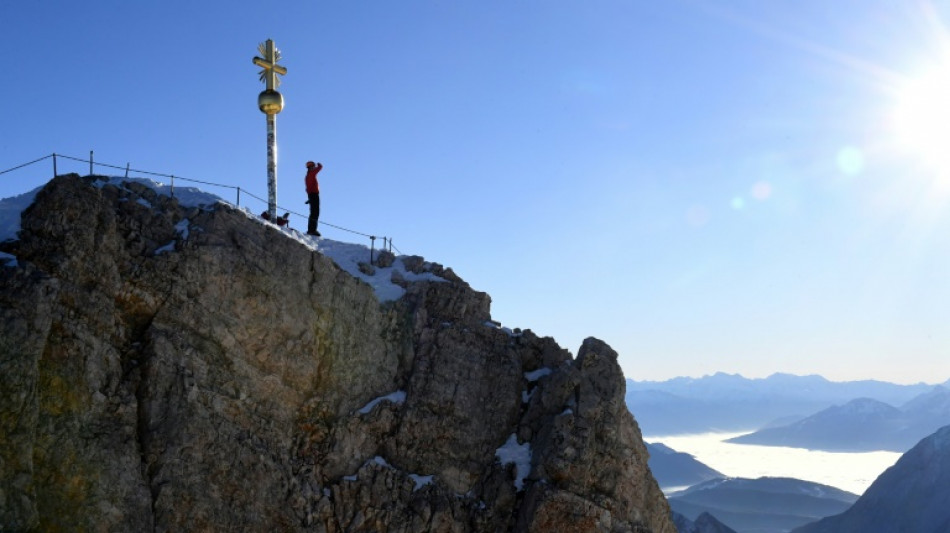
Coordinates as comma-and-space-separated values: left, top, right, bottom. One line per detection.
836, 146, 865, 176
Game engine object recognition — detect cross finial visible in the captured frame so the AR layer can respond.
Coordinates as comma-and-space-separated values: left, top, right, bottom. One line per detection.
253, 39, 287, 91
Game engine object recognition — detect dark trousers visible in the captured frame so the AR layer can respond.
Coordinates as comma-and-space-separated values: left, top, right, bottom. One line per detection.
307, 192, 320, 233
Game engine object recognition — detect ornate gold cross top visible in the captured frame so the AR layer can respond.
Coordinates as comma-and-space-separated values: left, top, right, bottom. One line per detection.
253, 39, 287, 91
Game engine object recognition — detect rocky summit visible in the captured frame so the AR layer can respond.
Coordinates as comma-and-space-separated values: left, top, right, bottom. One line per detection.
0, 174, 673, 532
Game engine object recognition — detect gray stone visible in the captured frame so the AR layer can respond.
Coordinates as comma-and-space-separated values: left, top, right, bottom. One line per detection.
0, 174, 674, 533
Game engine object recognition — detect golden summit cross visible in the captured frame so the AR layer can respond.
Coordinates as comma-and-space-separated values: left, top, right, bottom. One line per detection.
253, 39, 287, 91
252, 39, 288, 221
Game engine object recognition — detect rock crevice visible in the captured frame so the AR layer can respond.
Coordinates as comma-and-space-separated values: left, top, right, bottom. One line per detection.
0, 175, 673, 532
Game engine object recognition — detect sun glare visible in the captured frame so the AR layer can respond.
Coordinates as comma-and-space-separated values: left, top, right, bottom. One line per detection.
893, 61, 950, 176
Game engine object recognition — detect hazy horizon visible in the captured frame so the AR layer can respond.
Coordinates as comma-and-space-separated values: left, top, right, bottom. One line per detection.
626, 370, 950, 386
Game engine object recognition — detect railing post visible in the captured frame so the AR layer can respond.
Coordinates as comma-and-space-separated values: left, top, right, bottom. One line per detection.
10, 154, 397, 251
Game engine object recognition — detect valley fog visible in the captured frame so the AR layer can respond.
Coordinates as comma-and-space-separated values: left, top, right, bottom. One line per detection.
649, 432, 901, 495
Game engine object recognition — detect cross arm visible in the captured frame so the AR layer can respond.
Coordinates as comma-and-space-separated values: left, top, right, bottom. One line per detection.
253, 57, 288, 76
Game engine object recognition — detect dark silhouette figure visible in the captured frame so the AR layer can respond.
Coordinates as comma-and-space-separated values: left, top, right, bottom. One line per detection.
305, 161, 323, 236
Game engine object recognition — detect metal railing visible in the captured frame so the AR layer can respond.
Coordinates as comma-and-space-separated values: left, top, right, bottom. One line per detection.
1, 152, 401, 259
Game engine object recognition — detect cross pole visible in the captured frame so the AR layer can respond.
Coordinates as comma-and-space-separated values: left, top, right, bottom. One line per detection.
253, 39, 287, 220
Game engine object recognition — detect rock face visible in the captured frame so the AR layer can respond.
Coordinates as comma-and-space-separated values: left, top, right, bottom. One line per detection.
0, 175, 674, 532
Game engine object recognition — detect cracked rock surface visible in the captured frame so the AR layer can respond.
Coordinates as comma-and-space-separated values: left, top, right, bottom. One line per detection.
0, 175, 672, 532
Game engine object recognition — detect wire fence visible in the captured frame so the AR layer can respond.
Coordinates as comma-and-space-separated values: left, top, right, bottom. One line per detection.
1, 152, 402, 260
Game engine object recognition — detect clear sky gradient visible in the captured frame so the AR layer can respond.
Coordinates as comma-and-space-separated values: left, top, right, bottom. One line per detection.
3, 1, 949, 384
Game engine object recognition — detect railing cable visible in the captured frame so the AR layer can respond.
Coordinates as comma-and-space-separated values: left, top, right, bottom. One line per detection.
2, 152, 401, 256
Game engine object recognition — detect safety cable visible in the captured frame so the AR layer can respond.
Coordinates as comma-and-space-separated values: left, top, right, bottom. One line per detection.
1, 152, 399, 254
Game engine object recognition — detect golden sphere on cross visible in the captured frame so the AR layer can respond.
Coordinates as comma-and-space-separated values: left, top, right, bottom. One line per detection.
258, 89, 284, 114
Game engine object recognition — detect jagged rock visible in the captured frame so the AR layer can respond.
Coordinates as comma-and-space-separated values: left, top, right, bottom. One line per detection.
402, 255, 428, 274
518, 339, 671, 532
401, 255, 462, 284
375, 250, 395, 268
0, 174, 674, 532
358, 261, 376, 276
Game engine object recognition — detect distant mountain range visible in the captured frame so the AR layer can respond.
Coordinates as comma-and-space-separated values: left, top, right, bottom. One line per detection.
668, 477, 858, 533
645, 442, 723, 490
626, 372, 948, 436
727, 386, 950, 452
672, 511, 737, 533
792, 424, 950, 533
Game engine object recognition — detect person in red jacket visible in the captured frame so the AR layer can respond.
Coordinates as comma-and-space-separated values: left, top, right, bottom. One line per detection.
304, 161, 323, 236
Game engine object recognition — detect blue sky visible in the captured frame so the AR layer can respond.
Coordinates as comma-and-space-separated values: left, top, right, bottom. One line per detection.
3, 1, 949, 384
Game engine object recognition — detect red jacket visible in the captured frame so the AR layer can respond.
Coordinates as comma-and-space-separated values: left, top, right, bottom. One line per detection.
305, 163, 323, 194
